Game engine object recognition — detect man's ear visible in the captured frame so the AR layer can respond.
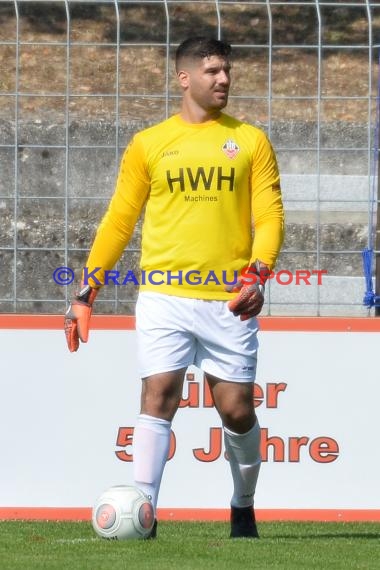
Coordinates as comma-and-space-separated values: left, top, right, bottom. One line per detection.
177, 70, 190, 89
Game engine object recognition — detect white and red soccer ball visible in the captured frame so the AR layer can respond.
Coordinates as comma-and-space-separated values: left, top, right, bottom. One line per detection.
92, 485, 154, 540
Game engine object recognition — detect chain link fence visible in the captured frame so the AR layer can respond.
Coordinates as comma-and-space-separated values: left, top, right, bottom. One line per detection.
1, 0, 379, 315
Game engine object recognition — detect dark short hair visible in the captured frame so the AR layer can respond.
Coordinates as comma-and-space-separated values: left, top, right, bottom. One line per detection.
175, 37, 232, 71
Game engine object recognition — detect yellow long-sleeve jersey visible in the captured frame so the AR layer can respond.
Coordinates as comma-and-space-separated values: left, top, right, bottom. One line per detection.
84, 113, 284, 300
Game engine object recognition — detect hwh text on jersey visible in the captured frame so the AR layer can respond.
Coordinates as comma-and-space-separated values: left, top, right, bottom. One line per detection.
166, 166, 235, 193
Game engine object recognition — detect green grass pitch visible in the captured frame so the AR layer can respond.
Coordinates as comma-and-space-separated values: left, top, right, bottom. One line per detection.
0, 520, 379, 570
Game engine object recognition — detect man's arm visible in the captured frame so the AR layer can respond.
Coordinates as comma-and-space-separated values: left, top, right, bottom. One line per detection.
64, 135, 150, 351
84, 135, 150, 288
228, 131, 284, 320
250, 131, 284, 269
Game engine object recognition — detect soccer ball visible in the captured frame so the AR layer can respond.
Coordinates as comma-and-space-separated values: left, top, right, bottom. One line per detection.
92, 485, 155, 540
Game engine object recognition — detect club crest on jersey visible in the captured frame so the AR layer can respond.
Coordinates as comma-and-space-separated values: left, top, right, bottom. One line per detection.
222, 139, 240, 159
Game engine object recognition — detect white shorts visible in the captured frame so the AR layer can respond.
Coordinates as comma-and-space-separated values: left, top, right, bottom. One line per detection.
135, 291, 259, 382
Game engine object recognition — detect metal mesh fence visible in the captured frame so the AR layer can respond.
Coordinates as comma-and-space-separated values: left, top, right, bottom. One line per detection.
1, 0, 379, 315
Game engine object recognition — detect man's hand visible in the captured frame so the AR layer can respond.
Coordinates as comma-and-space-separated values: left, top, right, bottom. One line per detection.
64, 284, 98, 352
227, 261, 271, 321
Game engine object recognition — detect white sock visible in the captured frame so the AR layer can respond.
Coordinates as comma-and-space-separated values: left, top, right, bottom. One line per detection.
133, 414, 171, 512
224, 420, 262, 508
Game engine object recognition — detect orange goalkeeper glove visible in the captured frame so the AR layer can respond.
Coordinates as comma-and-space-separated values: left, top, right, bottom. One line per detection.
227, 261, 271, 321
64, 284, 98, 352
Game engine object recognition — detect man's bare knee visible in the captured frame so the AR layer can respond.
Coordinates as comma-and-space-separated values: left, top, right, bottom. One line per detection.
205, 374, 256, 433
140, 368, 186, 421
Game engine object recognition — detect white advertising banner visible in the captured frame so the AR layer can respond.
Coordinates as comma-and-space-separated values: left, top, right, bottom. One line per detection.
1, 316, 379, 520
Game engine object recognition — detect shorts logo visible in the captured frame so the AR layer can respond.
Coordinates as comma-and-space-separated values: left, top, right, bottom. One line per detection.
222, 139, 240, 159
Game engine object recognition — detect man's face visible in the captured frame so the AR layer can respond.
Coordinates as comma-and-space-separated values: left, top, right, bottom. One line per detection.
178, 55, 231, 113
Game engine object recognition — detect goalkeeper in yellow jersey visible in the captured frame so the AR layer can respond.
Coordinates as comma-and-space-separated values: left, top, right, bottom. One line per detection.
65, 37, 284, 538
